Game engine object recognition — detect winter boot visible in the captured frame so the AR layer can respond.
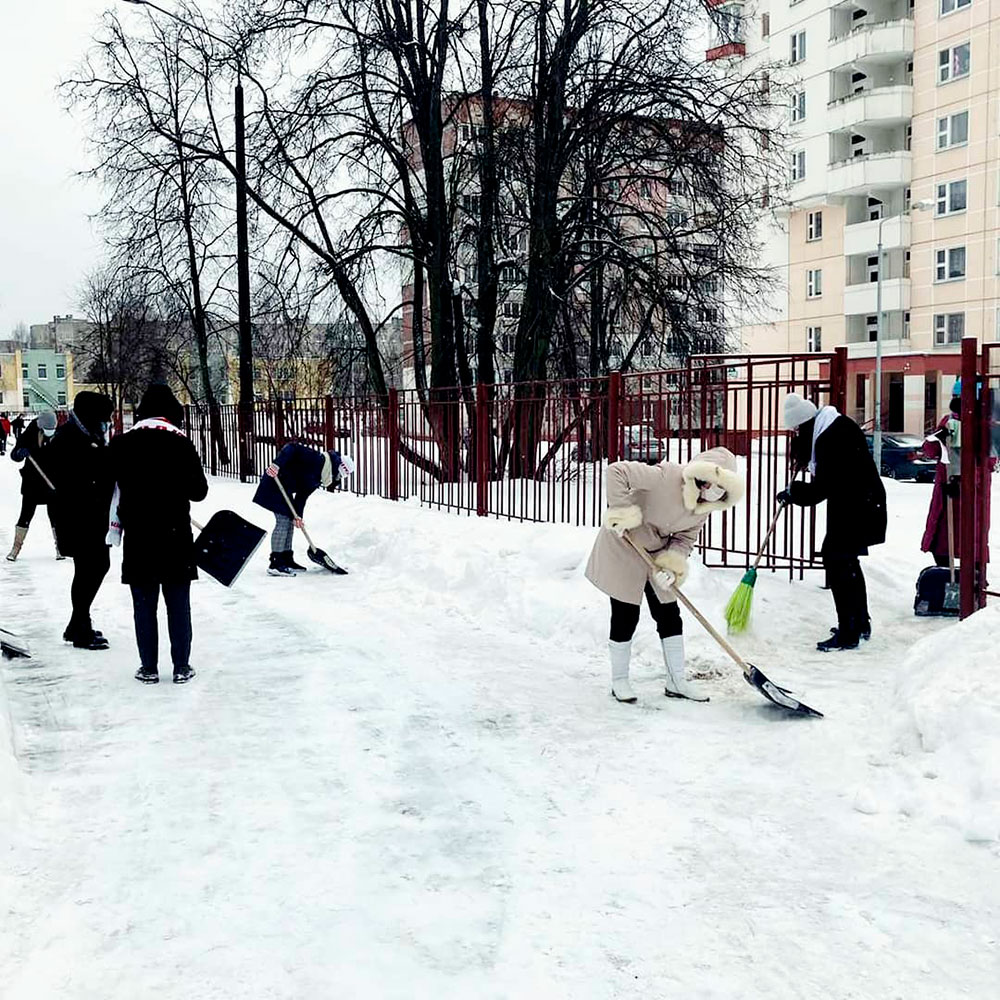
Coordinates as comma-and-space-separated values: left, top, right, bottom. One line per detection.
6, 526, 28, 562
268, 552, 297, 576
608, 640, 637, 703
63, 625, 105, 643
829, 621, 871, 642
817, 628, 859, 652
135, 666, 159, 684
661, 635, 709, 702
73, 629, 110, 651
173, 665, 196, 684
52, 525, 66, 560
284, 550, 308, 572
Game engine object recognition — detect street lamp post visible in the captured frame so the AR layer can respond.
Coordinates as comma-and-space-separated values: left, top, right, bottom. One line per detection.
121, 0, 254, 480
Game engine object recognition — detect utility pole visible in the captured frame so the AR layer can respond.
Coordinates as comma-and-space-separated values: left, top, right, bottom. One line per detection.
873, 216, 884, 476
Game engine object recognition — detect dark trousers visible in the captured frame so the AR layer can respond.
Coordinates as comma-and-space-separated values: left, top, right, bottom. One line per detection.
130, 582, 192, 672
824, 554, 870, 640
68, 543, 111, 635
610, 582, 683, 642
17, 497, 55, 530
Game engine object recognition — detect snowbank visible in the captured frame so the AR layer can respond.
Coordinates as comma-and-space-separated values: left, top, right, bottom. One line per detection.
864, 606, 1000, 844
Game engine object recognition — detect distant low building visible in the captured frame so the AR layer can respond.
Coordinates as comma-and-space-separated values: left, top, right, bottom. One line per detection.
0, 347, 75, 413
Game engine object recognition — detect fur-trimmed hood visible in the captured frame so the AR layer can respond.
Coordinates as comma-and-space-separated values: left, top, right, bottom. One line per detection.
680, 447, 744, 514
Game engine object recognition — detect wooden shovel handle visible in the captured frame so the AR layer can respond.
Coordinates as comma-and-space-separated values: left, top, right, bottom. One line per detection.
272, 471, 318, 550
27, 454, 56, 493
946, 492, 957, 584
623, 532, 751, 677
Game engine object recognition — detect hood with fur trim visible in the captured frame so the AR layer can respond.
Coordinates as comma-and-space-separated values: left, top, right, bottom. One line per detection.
680, 446, 744, 514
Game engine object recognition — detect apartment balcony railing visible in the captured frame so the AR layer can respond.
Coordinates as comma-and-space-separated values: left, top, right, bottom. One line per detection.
843, 277, 911, 316
827, 150, 911, 196
828, 19, 914, 70
843, 215, 911, 256
845, 339, 912, 360
827, 85, 912, 133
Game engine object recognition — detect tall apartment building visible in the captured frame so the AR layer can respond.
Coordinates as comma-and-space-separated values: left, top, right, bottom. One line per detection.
733, 0, 1000, 436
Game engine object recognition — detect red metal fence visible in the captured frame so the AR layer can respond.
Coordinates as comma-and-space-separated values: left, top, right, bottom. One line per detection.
186, 351, 847, 577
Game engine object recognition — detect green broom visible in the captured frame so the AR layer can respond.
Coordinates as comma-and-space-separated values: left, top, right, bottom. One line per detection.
724, 499, 788, 634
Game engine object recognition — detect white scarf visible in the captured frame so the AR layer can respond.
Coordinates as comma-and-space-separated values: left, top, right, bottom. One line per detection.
809, 405, 840, 476
106, 417, 188, 546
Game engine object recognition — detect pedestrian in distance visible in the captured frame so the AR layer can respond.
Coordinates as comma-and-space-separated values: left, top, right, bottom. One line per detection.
921, 396, 962, 569
0, 414, 10, 456
6, 409, 63, 562
47, 391, 115, 650
586, 447, 744, 703
778, 393, 887, 652
108, 384, 208, 684
11, 414, 25, 440
252, 441, 355, 576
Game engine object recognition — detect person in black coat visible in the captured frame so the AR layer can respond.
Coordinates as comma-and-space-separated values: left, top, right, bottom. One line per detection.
108, 384, 208, 684
6, 410, 63, 562
47, 391, 115, 650
252, 441, 354, 576
11, 414, 25, 439
778, 393, 887, 651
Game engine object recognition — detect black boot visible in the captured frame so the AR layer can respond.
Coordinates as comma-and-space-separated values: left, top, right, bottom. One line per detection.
267, 552, 297, 577
817, 628, 860, 652
284, 550, 308, 572
830, 622, 872, 641
173, 665, 196, 684
135, 666, 159, 684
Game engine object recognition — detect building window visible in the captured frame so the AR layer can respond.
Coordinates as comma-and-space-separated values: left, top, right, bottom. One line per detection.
790, 91, 806, 123
807, 326, 822, 352
22, 393, 30, 408
501, 301, 521, 319
21, 363, 27, 379
789, 150, 805, 183
937, 111, 969, 149
941, 0, 972, 13
462, 194, 481, 216
790, 31, 806, 64
37, 364, 47, 380
867, 255, 880, 282
934, 312, 965, 345
866, 315, 878, 342
807, 269, 823, 298
904, 311, 911, 338
57, 391, 67, 406
936, 179, 968, 216
639, 179, 651, 198
761, 13, 770, 37
938, 42, 971, 83
935, 246, 967, 281
667, 210, 689, 227
56, 363, 66, 380
807, 211, 823, 241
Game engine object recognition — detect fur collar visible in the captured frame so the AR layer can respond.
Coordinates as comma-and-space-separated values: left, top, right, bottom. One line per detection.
681, 459, 745, 514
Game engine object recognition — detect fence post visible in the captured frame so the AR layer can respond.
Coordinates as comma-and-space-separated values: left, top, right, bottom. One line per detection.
476, 382, 489, 516
387, 387, 401, 502
831, 347, 848, 414
959, 336, 978, 619
275, 399, 285, 449
237, 402, 252, 483
607, 371, 621, 463
324, 395, 335, 452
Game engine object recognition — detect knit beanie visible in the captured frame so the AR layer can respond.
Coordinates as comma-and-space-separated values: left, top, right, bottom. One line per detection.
37, 410, 57, 432
783, 393, 819, 430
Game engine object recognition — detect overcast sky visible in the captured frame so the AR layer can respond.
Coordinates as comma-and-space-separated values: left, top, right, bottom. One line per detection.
0, 0, 123, 336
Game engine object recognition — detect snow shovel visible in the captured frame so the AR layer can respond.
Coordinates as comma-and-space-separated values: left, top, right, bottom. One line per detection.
191, 512, 267, 587
944, 492, 960, 612
624, 533, 823, 718
271, 472, 348, 575
0, 627, 31, 659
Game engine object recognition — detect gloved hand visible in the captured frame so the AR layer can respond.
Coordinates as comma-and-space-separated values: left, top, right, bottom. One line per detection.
266, 463, 280, 478
652, 549, 688, 587
776, 489, 792, 506
653, 569, 676, 591
604, 504, 643, 537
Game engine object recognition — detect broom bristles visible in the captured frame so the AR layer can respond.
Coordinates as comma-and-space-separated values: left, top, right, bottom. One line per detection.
724, 568, 758, 634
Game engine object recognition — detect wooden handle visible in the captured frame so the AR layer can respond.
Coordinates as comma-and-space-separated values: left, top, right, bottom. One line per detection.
623, 532, 750, 677
752, 502, 786, 572
27, 454, 56, 493
272, 472, 317, 549
946, 493, 956, 583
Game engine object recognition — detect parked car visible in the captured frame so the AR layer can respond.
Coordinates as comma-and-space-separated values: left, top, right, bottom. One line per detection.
865, 433, 936, 481
624, 423, 668, 464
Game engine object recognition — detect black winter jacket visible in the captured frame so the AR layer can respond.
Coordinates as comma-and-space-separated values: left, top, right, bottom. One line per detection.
252, 442, 327, 517
47, 416, 114, 557
109, 425, 209, 585
788, 414, 887, 557
10, 420, 57, 502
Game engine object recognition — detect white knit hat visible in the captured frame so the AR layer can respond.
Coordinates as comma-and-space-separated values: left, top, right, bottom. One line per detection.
783, 393, 819, 430
339, 454, 356, 477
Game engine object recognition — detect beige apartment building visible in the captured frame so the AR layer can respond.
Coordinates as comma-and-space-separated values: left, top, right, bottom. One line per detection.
724, 0, 1000, 437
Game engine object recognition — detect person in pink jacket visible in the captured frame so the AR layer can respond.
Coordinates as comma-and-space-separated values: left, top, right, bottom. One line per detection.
586, 447, 744, 703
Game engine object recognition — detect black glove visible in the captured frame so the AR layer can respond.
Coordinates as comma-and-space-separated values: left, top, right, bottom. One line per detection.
776, 489, 792, 506
944, 477, 960, 499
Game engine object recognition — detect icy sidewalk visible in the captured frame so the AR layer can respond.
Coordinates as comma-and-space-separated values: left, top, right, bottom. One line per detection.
1, 462, 998, 999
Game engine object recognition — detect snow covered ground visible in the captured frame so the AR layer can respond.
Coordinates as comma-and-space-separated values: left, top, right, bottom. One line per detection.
1, 456, 998, 999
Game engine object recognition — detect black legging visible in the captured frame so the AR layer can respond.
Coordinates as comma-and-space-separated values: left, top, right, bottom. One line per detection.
610, 582, 683, 642
68, 543, 111, 635
824, 553, 870, 639
16, 497, 55, 530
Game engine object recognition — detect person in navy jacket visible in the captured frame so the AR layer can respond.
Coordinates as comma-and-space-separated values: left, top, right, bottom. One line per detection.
252, 441, 354, 576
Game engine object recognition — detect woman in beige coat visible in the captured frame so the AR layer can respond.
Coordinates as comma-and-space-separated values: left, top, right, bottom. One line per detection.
585, 447, 744, 703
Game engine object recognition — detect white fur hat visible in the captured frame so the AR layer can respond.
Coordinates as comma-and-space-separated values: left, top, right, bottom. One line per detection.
783, 393, 819, 430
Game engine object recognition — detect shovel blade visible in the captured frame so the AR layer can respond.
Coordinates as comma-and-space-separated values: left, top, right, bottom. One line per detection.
944, 582, 960, 611
308, 545, 348, 575
745, 664, 823, 718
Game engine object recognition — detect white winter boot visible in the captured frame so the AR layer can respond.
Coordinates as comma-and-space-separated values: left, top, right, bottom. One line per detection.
6, 526, 27, 562
609, 640, 637, 703
661, 635, 709, 702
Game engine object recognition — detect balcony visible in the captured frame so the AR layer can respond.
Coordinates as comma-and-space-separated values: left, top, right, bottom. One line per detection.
845, 339, 912, 359
829, 20, 914, 70
827, 151, 911, 197
843, 278, 911, 316
827, 86, 912, 133
843, 215, 911, 256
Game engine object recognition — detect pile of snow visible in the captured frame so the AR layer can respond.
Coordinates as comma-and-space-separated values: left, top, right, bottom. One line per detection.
863, 606, 1000, 844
